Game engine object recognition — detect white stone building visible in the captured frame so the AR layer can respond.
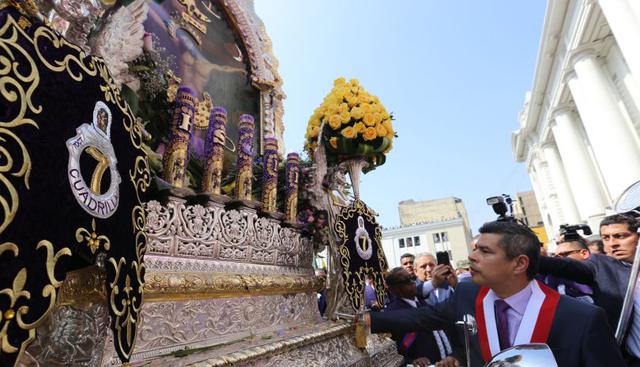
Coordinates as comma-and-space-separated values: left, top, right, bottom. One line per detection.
512, 0, 640, 238
381, 218, 473, 268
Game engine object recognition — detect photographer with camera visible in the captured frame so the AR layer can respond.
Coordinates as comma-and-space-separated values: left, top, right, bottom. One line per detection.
539, 224, 594, 303
537, 214, 640, 365
555, 224, 592, 261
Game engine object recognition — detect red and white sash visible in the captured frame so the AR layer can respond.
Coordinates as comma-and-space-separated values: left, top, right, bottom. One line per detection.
475, 280, 560, 362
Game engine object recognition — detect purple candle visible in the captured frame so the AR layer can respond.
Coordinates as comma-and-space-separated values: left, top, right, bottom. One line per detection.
261, 137, 279, 212
284, 152, 300, 222
202, 107, 227, 194
235, 114, 255, 201
162, 86, 196, 188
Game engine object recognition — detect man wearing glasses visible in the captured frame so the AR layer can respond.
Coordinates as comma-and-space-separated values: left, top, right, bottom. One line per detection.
554, 238, 591, 260
538, 214, 640, 365
541, 235, 593, 303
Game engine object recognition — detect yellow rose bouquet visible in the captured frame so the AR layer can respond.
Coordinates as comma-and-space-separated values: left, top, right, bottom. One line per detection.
304, 77, 396, 172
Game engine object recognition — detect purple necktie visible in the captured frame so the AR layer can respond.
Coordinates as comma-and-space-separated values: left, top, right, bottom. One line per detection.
494, 299, 511, 350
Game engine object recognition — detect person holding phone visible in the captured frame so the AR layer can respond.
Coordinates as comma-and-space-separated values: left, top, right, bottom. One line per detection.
415, 252, 458, 305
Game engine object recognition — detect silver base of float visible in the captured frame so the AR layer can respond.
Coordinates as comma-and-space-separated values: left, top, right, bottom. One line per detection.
20, 197, 402, 367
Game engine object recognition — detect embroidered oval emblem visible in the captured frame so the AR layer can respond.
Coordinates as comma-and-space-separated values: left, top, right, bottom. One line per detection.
66, 101, 121, 218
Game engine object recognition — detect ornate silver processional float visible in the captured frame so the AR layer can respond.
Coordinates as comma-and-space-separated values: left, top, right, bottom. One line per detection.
0, 0, 402, 366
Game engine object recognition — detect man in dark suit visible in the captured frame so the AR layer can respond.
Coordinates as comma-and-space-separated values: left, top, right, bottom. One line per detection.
363, 220, 624, 367
537, 214, 639, 365
384, 267, 454, 366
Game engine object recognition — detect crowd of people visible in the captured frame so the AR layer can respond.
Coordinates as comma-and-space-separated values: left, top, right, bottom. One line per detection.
323, 213, 640, 366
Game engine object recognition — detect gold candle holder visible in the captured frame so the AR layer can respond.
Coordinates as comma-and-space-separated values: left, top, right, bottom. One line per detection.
261, 137, 279, 213
235, 114, 255, 201
162, 86, 196, 188
202, 107, 227, 195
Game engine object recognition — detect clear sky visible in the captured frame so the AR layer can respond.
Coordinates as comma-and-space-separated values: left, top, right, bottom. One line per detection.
254, 1, 547, 234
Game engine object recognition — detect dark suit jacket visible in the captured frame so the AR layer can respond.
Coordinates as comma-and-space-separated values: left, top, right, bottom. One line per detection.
370, 282, 625, 367
539, 253, 631, 328
385, 298, 445, 363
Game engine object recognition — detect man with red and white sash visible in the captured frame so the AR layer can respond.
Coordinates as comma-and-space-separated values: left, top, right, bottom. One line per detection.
364, 220, 624, 367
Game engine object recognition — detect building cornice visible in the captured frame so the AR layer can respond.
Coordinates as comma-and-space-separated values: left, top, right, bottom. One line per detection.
513, 0, 570, 162
382, 217, 464, 236
513, 0, 613, 164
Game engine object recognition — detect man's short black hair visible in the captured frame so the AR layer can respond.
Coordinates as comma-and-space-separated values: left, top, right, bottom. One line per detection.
590, 239, 605, 253
558, 237, 590, 250
384, 267, 412, 287
400, 253, 415, 261
600, 214, 640, 232
478, 221, 541, 280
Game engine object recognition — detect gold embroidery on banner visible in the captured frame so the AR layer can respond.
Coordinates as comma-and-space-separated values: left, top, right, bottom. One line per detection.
86, 146, 110, 194
96, 46, 150, 360
334, 199, 388, 311
0, 241, 71, 360
0, 13, 42, 234
0, 9, 151, 363
76, 219, 112, 254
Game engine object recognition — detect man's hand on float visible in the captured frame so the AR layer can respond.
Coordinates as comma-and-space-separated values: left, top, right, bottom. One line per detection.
435, 356, 460, 367
351, 312, 372, 328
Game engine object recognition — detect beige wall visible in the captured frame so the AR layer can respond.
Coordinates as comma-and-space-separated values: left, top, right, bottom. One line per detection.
382, 219, 472, 268
514, 191, 543, 227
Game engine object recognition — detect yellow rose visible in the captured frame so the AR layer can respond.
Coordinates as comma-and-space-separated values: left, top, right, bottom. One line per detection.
340, 110, 351, 123
351, 107, 364, 120
376, 124, 387, 137
341, 126, 356, 139
363, 113, 376, 127
328, 114, 342, 130
329, 137, 338, 149
354, 122, 365, 133
373, 112, 382, 124
358, 93, 370, 104
309, 125, 320, 138
363, 127, 377, 141
334, 77, 346, 86
360, 103, 371, 113
346, 94, 358, 107
339, 103, 349, 113
349, 78, 360, 86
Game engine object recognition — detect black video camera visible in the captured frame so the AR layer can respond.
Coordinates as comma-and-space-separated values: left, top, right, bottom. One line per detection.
486, 194, 514, 222
558, 224, 592, 242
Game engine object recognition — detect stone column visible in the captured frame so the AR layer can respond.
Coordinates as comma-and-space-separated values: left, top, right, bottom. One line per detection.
567, 51, 640, 199
531, 155, 563, 236
529, 167, 556, 242
598, 0, 640, 82
540, 142, 581, 225
550, 107, 608, 223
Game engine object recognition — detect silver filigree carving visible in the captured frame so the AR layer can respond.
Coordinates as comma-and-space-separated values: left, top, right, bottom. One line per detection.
25, 304, 110, 367
241, 334, 365, 367
133, 293, 319, 359
144, 200, 313, 269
